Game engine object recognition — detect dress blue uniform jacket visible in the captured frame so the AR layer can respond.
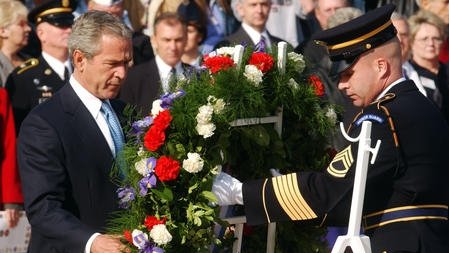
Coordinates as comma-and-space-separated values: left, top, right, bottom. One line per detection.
243, 80, 449, 253
17, 83, 125, 253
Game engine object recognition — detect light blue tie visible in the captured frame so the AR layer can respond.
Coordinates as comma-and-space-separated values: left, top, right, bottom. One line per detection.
101, 101, 124, 157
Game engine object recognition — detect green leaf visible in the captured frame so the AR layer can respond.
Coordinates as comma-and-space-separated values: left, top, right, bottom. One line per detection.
151, 187, 173, 202
188, 182, 199, 194
201, 191, 217, 202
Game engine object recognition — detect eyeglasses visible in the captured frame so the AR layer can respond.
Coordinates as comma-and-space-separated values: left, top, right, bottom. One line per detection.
414, 36, 444, 45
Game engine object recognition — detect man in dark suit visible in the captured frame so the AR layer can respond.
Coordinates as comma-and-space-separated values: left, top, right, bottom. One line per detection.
217, 0, 283, 49
213, 4, 449, 252
17, 11, 133, 253
6, 0, 75, 133
119, 12, 189, 116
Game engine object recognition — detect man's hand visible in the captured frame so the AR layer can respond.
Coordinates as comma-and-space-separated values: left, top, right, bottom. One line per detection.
91, 234, 129, 253
212, 172, 243, 206
4, 208, 20, 228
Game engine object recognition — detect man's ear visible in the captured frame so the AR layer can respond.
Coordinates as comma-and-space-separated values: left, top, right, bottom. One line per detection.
376, 58, 389, 77
72, 50, 85, 72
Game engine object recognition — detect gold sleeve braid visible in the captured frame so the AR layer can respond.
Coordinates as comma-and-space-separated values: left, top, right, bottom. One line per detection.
269, 173, 317, 221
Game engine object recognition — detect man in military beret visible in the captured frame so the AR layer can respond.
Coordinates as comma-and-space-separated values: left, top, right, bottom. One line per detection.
212, 4, 449, 252
5, 0, 74, 133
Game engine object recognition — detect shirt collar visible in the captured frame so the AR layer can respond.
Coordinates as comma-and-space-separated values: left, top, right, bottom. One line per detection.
376, 77, 406, 101
241, 23, 270, 46
70, 76, 104, 119
42, 51, 70, 80
155, 55, 183, 79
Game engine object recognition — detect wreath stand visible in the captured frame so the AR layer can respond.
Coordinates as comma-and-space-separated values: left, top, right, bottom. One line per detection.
331, 121, 381, 253
222, 106, 283, 253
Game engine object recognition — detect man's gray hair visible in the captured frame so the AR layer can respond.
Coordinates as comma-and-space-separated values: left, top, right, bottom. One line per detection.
68, 10, 132, 60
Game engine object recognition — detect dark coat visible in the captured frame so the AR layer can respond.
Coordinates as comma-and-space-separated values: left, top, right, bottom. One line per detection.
119, 58, 192, 115
243, 80, 449, 253
17, 83, 125, 253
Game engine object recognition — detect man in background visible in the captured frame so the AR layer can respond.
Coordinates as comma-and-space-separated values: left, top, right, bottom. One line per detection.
218, 0, 283, 49
6, 0, 74, 132
120, 12, 188, 115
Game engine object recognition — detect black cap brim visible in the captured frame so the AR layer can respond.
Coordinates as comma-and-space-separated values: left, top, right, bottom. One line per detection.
38, 13, 74, 27
330, 57, 357, 77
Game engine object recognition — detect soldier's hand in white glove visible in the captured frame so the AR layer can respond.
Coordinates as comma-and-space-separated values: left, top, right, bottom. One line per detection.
212, 172, 243, 206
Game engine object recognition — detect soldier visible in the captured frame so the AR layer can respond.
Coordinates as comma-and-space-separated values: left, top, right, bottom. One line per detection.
6, 0, 75, 132
213, 4, 449, 253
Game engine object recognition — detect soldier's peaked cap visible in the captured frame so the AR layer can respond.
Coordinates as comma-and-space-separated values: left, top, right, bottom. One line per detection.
28, 0, 76, 27
313, 4, 397, 75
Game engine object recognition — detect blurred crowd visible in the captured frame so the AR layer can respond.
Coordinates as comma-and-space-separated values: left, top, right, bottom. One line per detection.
2, 0, 449, 247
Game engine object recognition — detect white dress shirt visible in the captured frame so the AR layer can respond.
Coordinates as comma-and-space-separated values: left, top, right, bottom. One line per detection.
70, 76, 116, 252
241, 22, 272, 48
155, 55, 184, 93
42, 51, 71, 81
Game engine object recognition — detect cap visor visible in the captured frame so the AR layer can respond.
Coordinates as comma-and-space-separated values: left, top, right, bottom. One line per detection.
330, 57, 357, 77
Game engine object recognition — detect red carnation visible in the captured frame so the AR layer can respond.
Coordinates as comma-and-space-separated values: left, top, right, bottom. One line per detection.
153, 110, 172, 130
155, 156, 180, 182
144, 126, 166, 152
203, 55, 235, 74
309, 74, 325, 97
248, 52, 274, 73
123, 230, 133, 244
144, 216, 166, 231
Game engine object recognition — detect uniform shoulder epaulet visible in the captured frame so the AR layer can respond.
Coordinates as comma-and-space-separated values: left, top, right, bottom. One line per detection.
371, 92, 396, 109
17, 58, 39, 75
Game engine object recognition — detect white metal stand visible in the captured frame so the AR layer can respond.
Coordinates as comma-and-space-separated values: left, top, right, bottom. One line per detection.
223, 107, 283, 253
331, 121, 381, 253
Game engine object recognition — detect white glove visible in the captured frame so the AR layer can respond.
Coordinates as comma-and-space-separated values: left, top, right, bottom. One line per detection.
212, 172, 243, 206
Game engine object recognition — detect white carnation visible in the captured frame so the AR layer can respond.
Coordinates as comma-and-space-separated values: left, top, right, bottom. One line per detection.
132, 229, 149, 249
135, 158, 150, 176
326, 107, 338, 124
213, 98, 226, 114
182, 152, 204, 173
243, 65, 263, 86
288, 78, 299, 90
288, 52, 306, 73
196, 105, 214, 124
196, 122, 216, 138
149, 224, 172, 245
216, 46, 235, 56
151, 99, 164, 117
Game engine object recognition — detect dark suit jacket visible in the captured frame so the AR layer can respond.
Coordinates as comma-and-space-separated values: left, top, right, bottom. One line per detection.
119, 58, 160, 116
216, 26, 285, 49
18, 83, 124, 253
119, 58, 192, 116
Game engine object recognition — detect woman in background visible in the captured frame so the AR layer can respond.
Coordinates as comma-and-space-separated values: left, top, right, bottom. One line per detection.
0, 0, 31, 87
405, 10, 449, 121
0, 87, 22, 228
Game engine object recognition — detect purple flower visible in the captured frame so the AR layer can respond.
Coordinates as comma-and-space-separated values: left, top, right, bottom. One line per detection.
131, 116, 154, 137
117, 187, 136, 209
132, 230, 164, 253
139, 173, 157, 196
160, 90, 186, 109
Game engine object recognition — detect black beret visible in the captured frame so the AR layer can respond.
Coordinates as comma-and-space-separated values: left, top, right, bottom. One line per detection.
28, 0, 76, 27
313, 4, 397, 75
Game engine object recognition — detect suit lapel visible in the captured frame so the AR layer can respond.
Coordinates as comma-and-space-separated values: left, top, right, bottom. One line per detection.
58, 84, 114, 170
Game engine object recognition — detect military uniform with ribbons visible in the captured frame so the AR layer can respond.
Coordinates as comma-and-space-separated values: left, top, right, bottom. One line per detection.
242, 5, 449, 253
6, 56, 66, 133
